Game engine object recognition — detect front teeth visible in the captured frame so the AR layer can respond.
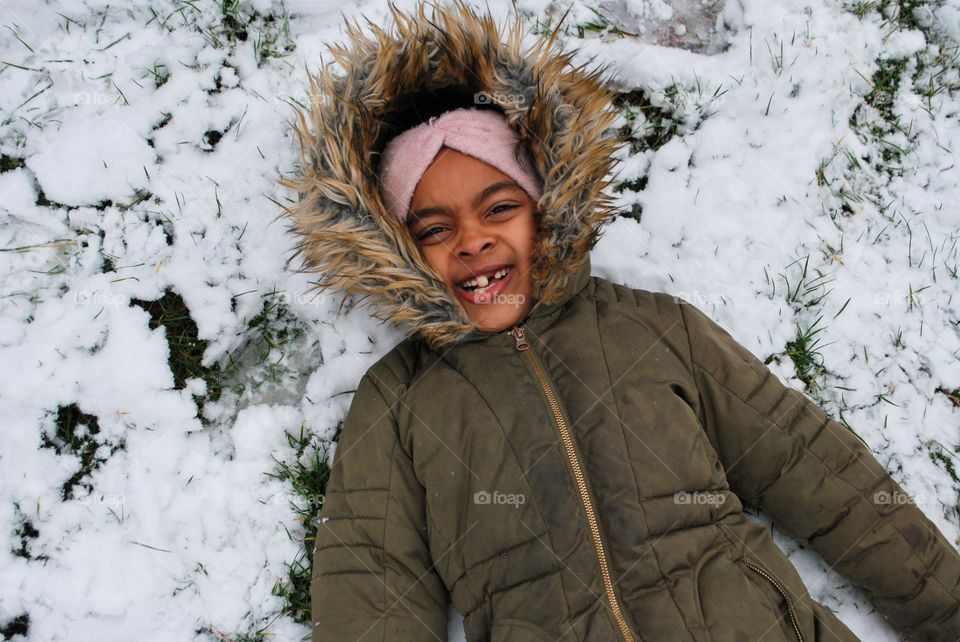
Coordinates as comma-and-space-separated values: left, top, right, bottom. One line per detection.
461, 267, 510, 290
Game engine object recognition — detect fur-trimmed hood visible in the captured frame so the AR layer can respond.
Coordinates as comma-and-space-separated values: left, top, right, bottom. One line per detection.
280, 0, 625, 351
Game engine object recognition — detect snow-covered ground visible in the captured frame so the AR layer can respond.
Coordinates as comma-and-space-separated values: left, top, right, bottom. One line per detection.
1, 0, 958, 640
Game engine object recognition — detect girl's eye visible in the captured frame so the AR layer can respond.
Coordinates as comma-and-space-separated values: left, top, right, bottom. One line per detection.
489, 204, 517, 216
416, 226, 446, 241
415, 205, 517, 242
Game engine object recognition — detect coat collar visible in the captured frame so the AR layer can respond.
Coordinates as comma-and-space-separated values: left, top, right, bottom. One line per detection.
281, 1, 623, 351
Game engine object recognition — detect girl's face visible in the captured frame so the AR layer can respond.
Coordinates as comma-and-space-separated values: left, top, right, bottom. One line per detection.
406, 147, 537, 332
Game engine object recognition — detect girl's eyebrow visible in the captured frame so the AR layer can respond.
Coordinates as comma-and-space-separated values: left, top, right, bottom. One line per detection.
470, 180, 522, 207
408, 180, 522, 224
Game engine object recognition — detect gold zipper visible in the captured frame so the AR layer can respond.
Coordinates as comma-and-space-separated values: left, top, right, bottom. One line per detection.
509, 325, 636, 642
741, 558, 804, 642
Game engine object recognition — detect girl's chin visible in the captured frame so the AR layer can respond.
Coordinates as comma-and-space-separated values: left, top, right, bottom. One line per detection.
466, 301, 532, 332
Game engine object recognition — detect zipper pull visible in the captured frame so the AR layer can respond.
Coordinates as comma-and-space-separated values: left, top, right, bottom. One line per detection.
511, 326, 529, 351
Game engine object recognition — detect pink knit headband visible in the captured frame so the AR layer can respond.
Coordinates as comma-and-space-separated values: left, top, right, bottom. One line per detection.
378, 107, 543, 223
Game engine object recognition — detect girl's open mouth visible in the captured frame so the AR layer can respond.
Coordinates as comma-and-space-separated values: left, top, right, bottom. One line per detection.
455, 265, 513, 305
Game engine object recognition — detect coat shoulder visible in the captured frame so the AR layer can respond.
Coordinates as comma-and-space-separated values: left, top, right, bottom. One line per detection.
588, 276, 686, 329
364, 334, 440, 394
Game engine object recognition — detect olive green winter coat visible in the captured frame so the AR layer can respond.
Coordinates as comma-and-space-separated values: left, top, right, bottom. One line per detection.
282, 2, 960, 641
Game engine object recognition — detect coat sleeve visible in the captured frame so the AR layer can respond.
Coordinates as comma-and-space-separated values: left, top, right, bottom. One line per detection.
675, 296, 960, 641
310, 369, 449, 642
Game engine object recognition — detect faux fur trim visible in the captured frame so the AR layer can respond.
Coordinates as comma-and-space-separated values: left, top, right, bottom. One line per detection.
279, 0, 625, 350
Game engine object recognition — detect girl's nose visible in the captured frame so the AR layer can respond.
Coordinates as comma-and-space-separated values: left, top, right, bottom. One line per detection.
456, 223, 496, 257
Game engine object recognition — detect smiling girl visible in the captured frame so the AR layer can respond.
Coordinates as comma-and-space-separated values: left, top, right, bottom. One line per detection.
383, 108, 540, 332
283, 2, 960, 641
